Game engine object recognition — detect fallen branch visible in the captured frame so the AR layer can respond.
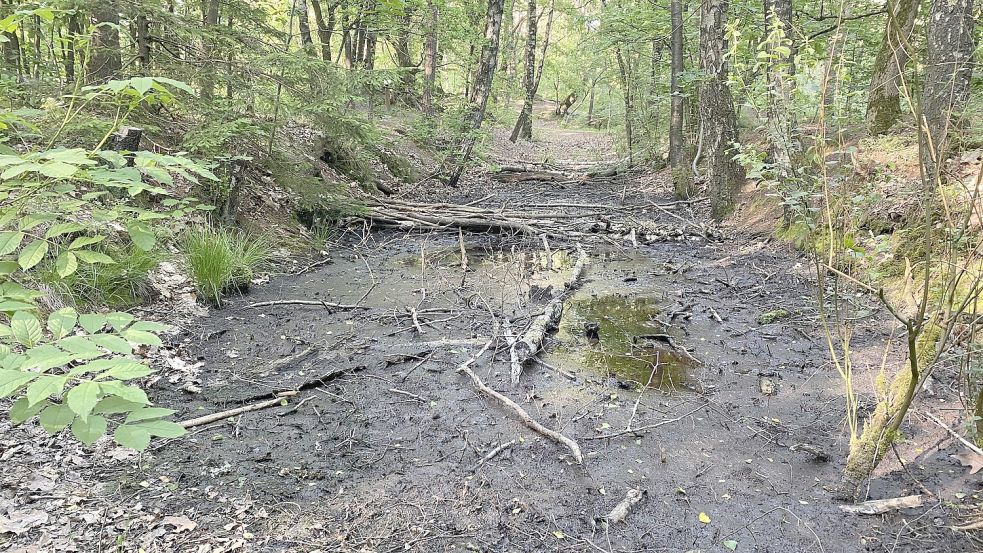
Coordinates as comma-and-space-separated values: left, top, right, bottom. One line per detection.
582, 403, 707, 440
839, 494, 924, 515
180, 391, 298, 428
604, 488, 647, 524
457, 336, 584, 464
924, 411, 983, 457
471, 439, 517, 472
247, 299, 367, 310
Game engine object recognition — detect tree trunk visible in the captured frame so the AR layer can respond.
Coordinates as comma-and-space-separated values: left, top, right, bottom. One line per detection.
447, 0, 507, 187
86, 0, 122, 83
699, 0, 745, 219
136, 14, 150, 68
422, 0, 438, 118
295, 0, 314, 51
764, 0, 797, 222
340, 5, 353, 67
920, 0, 976, 181
509, 0, 538, 142
310, 0, 334, 61
669, 0, 685, 172
63, 14, 80, 82
199, 0, 219, 101
865, 0, 919, 135
614, 47, 635, 167
393, 9, 415, 101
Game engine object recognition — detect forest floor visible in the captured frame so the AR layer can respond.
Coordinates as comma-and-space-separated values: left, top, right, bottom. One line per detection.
2, 118, 983, 553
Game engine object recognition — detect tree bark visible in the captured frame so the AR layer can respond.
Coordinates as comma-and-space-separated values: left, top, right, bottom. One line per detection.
699, 0, 745, 219
509, 0, 538, 142
919, 0, 976, 181
199, 0, 219, 101
614, 46, 635, 167
86, 0, 122, 83
764, 0, 797, 222
422, 0, 439, 118
63, 14, 80, 82
447, 0, 507, 187
669, 0, 685, 172
865, 0, 919, 135
295, 0, 314, 51
393, 8, 415, 102
136, 14, 150, 68
309, 0, 334, 61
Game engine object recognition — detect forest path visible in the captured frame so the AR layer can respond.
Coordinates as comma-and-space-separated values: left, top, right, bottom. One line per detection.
6, 120, 972, 552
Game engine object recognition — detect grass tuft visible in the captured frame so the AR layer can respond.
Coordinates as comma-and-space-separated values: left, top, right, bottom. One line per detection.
182, 226, 271, 306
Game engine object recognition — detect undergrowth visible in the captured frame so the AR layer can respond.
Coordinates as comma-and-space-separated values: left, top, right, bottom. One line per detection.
182, 227, 271, 306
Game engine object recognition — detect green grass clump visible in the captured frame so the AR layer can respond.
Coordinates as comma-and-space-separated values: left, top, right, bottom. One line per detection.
182, 227, 271, 306
46, 245, 163, 308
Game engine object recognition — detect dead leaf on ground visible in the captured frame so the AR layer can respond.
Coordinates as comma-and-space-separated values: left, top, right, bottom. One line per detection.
0, 509, 49, 535
953, 451, 983, 475
161, 514, 198, 533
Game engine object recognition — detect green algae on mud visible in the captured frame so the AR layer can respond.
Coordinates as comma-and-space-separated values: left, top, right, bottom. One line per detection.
549, 293, 698, 390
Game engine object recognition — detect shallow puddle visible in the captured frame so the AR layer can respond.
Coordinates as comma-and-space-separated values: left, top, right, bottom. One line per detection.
549, 294, 698, 390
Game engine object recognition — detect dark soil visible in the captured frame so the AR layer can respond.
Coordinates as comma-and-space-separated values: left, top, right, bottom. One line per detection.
2, 121, 981, 553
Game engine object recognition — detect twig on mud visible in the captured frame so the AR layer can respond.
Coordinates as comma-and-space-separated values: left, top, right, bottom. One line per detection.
268, 346, 317, 371
923, 411, 983, 456
582, 402, 707, 441
839, 495, 924, 515
603, 488, 647, 525
180, 391, 298, 428
471, 439, 517, 472
408, 307, 426, 334
456, 333, 585, 465
389, 387, 427, 402
246, 299, 367, 310
531, 355, 577, 380
626, 355, 660, 431
277, 394, 318, 416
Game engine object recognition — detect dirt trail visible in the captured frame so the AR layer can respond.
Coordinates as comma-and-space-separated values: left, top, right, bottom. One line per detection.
2, 121, 978, 552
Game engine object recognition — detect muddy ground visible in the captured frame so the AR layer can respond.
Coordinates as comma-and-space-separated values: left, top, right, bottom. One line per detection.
2, 122, 982, 552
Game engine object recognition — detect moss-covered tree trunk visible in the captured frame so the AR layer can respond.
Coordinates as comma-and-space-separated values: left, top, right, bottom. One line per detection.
865, 0, 919, 135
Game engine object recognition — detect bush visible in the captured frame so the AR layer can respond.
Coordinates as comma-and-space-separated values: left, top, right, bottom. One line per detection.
46, 245, 164, 309
182, 227, 271, 306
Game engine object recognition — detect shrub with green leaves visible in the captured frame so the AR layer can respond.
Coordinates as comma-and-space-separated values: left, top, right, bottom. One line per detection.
183, 226, 271, 306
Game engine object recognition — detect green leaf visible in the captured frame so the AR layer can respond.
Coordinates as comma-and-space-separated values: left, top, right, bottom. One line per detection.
68, 235, 106, 250
0, 368, 36, 397
114, 423, 151, 450
153, 77, 195, 94
47, 307, 78, 338
121, 329, 162, 346
104, 361, 153, 380
130, 77, 155, 96
58, 335, 103, 355
25, 344, 75, 371
71, 414, 108, 445
10, 397, 47, 424
723, 540, 738, 551
39, 403, 75, 434
78, 314, 107, 333
74, 249, 115, 264
105, 312, 135, 331
131, 419, 186, 438
10, 311, 42, 347
55, 251, 78, 277
65, 381, 101, 419
125, 407, 176, 423
0, 260, 19, 275
88, 334, 132, 354
18, 213, 56, 230
39, 160, 79, 179
26, 375, 68, 405
45, 222, 85, 239
126, 221, 155, 251
0, 231, 23, 255
128, 321, 171, 333
100, 380, 149, 404
17, 239, 48, 270
92, 395, 145, 415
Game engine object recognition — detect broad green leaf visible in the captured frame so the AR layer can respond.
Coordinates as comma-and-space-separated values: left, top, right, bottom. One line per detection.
128, 321, 171, 333
10, 397, 48, 424
130, 77, 155, 96
78, 314, 107, 333
17, 239, 48, 270
114, 423, 151, 450
0, 300, 35, 312
55, 251, 78, 277
131, 419, 186, 438
723, 540, 738, 551
45, 222, 85, 239
0, 231, 23, 255
10, 311, 42, 347
105, 312, 135, 330
0, 260, 19, 275
121, 329, 162, 346
71, 414, 108, 445
68, 235, 106, 250
18, 213, 56, 230
39, 403, 75, 434
38, 161, 79, 179
58, 335, 102, 355
0, 368, 36, 397
153, 77, 195, 94
125, 407, 176, 423
100, 380, 149, 404
105, 361, 153, 380
26, 375, 68, 405
47, 307, 78, 338
88, 334, 132, 354
126, 221, 155, 251
92, 395, 145, 415
25, 344, 75, 371
65, 381, 101, 419
74, 249, 115, 264
69, 359, 117, 375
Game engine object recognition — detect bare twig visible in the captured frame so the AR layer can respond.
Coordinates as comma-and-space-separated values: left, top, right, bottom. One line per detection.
180, 391, 298, 428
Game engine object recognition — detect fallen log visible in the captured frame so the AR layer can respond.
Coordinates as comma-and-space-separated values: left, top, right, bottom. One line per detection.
604, 488, 647, 524
457, 335, 584, 465
511, 246, 588, 384
839, 494, 924, 515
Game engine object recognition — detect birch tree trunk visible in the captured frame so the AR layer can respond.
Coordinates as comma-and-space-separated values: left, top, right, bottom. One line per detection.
422, 0, 439, 118
699, 0, 745, 219
509, 0, 537, 142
